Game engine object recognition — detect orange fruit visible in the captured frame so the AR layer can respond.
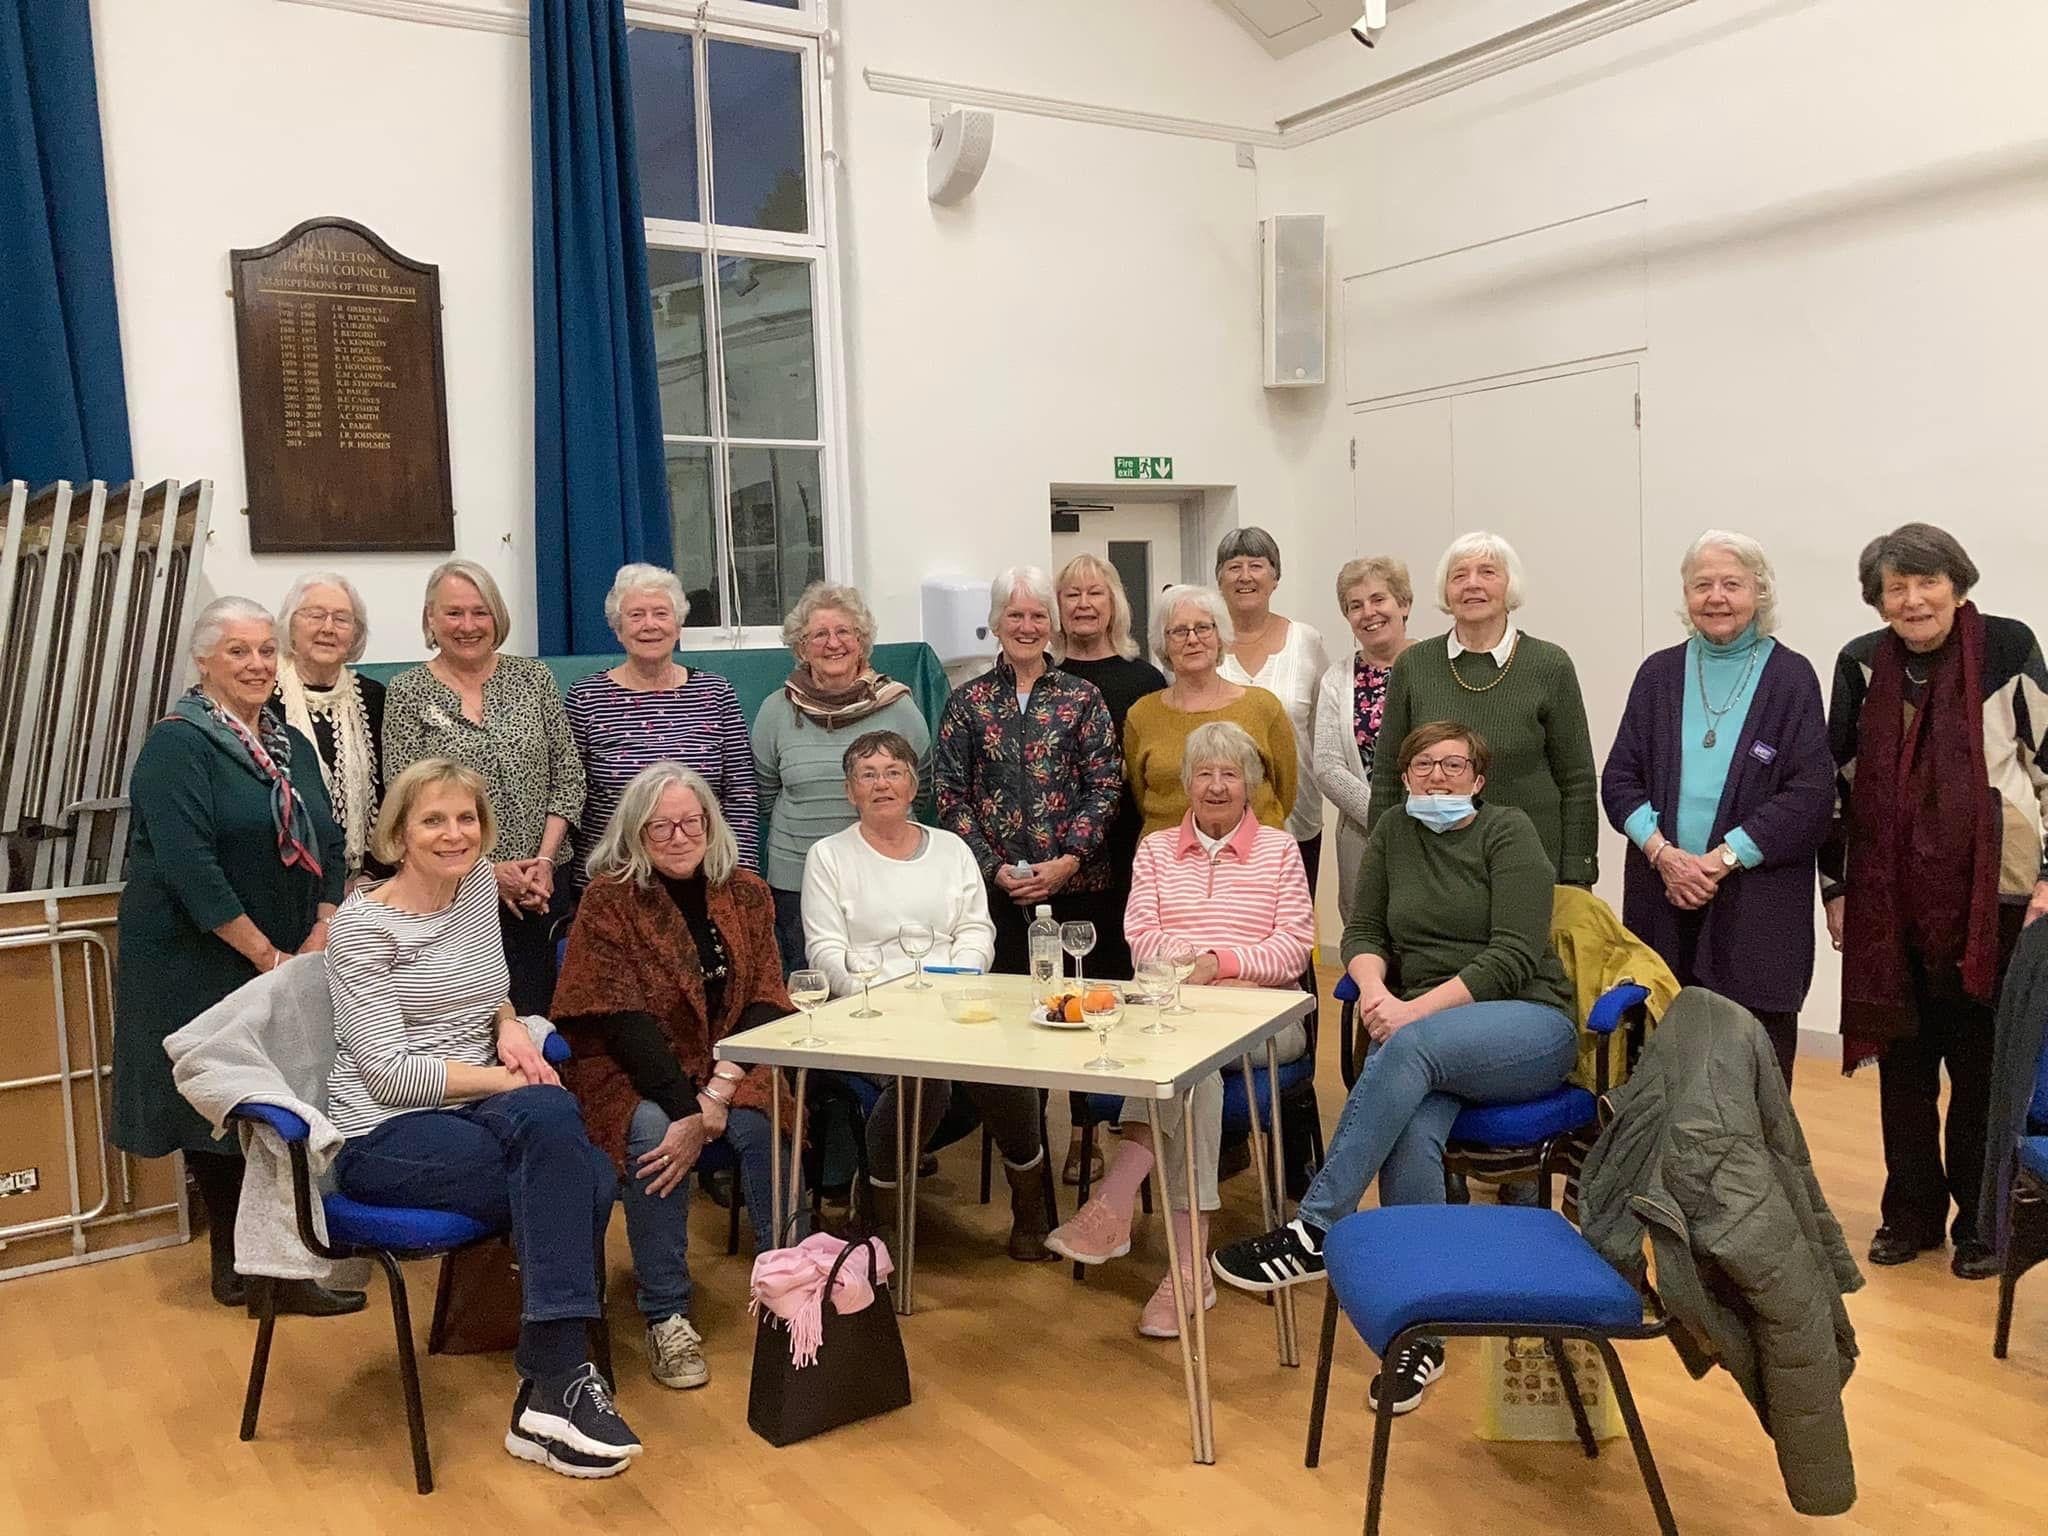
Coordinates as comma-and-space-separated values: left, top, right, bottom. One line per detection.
1061, 997, 1085, 1024
1083, 987, 1118, 1012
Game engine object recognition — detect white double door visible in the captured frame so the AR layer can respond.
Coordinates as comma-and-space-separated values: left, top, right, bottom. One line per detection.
1351, 362, 1644, 910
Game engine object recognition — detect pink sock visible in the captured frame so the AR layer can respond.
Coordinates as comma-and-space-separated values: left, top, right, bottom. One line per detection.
1096, 1136, 1154, 1210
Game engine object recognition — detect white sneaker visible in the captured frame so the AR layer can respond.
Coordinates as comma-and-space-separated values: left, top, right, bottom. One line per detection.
647, 1314, 709, 1390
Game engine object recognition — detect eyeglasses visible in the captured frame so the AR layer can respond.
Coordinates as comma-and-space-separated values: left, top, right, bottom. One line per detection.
296, 607, 357, 630
804, 627, 859, 647
1165, 622, 1218, 643
1408, 755, 1473, 778
852, 767, 913, 786
645, 814, 708, 842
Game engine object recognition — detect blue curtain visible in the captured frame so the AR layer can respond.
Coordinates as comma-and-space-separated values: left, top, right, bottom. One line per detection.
531, 0, 671, 654
0, 1, 133, 485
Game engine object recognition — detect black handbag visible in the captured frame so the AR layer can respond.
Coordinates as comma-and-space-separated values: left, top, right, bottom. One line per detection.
746, 1237, 912, 1446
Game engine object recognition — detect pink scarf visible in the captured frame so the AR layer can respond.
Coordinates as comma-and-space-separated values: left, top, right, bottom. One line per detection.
749, 1233, 893, 1367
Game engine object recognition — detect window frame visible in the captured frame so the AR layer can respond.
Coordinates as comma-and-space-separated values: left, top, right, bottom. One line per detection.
629, 6, 848, 646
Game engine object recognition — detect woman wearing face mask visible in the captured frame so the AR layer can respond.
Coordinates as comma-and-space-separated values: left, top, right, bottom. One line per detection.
1821, 523, 2048, 1279
1313, 557, 1414, 923
1601, 532, 1834, 1087
1369, 532, 1599, 887
1213, 721, 1577, 1418
933, 566, 1124, 971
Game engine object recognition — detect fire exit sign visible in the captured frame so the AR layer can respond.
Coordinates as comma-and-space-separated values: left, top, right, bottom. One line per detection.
1114, 456, 1173, 480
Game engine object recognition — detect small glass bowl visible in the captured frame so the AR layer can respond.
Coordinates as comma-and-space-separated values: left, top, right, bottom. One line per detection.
940, 985, 998, 1023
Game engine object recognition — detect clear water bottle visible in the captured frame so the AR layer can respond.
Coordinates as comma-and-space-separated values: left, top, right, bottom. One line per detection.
1027, 904, 1060, 988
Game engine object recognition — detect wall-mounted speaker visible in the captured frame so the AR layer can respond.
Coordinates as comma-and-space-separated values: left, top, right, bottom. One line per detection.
1260, 214, 1326, 388
928, 107, 995, 205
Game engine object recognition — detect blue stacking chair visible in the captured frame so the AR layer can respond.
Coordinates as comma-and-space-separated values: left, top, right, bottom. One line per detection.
1305, 1205, 1678, 1535
1992, 1021, 2048, 1359
1333, 973, 1652, 1209
228, 1031, 612, 1495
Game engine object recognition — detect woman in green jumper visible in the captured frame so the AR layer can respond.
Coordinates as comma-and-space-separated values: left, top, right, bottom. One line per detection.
112, 597, 357, 1317
1367, 531, 1600, 888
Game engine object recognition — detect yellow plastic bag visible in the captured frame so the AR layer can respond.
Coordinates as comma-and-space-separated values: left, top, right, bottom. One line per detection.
1475, 1335, 1624, 1442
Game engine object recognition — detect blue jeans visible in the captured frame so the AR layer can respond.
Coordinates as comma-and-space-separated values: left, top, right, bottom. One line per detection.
772, 885, 806, 975
1298, 1000, 1578, 1232
620, 1099, 785, 1323
334, 1086, 616, 1331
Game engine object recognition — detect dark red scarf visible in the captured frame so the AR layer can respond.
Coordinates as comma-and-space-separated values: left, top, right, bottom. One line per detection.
1840, 601, 2002, 1068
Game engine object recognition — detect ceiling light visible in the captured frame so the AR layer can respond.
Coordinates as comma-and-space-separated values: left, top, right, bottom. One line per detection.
1352, 0, 1387, 48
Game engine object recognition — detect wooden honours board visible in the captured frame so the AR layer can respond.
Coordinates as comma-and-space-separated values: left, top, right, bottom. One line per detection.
230, 218, 455, 552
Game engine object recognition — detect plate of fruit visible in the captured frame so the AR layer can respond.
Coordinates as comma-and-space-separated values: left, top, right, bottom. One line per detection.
1031, 987, 1119, 1029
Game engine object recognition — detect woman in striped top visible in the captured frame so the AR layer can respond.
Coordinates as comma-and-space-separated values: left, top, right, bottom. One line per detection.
325, 759, 643, 1475
1044, 722, 1313, 1340
566, 564, 759, 877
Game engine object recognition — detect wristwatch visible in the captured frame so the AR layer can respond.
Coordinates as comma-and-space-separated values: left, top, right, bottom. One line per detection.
1717, 846, 1739, 872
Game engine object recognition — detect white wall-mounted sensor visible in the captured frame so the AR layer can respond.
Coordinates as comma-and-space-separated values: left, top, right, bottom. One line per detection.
928, 106, 995, 205
921, 576, 996, 666
1352, 1, 1387, 48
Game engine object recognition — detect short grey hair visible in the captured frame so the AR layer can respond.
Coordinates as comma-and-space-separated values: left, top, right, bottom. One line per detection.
1179, 720, 1266, 793
603, 563, 690, 635
422, 559, 510, 650
277, 572, 369, 664
1856, 522, 1980, 609
1679, 530, 1778, 637
1054, 552, 1140, 662
190, 596, 275, 663
1149, 584, 1235, 665
584, 762, 739, 889
1214, 525, 1283, 578
1433, 531, 1526, 615
988, 565, 1057, 631
780, 581, 877, 658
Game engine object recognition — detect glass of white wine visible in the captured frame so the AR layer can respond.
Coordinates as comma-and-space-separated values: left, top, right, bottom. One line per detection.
847, 946, 883, 1018
1162, 936, 1198, 1016
899, 921, 935, 991
1135, 958, 1177, 1035
788, 968, 829, 1048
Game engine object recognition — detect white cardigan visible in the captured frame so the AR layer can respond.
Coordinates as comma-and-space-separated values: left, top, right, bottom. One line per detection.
801, 822, 996, 998
1312, 653, 1374, 833
1219, 618, 1329, 842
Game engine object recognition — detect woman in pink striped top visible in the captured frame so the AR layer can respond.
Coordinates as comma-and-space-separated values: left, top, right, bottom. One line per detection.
1045, 721, 1314, 1339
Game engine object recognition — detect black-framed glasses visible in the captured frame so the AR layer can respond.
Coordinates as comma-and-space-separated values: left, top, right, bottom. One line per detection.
1408, 755, 1473, 779
1165, 622, 1218, 643
646, 814, 709, 842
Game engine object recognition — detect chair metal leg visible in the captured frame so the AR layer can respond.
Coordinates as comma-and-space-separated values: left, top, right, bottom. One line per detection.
1595, 1337, 1679, 1536
239, 1274, 279, 1442
375, 1251, 433, 1496
1547, 1334, 1599, 1459
1535, 1140, 1558, 1211
1304, 1287, 1340, 1468
726, 1177, 742, 1255
426, 1251, 457, 1355
1363, 1327, 1406, 1536
979, 1125, 994, 1204
1072, 1115, 1096, 1284
1994, 1249, 2018, 1359
588, 1258, 614, 1384
1037, 1094, 1059, 1224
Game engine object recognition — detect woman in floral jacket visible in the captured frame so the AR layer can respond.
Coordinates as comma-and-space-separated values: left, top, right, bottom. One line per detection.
934, 567, 1125, 972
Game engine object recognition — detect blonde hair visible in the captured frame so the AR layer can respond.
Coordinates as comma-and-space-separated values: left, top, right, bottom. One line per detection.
422, 559, 510, 650
1335, 556, 1412, 614
1433, 531, 1526, 616
373, 759, 497, 866
584, 762, 739, 889
1054, 553, 1139, 662
277, 572, 370, 665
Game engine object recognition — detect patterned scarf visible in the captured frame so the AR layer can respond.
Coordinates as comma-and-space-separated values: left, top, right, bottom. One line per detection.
783, 664, 909, 730
171, 690, 324, 877
276, 660, 375, 875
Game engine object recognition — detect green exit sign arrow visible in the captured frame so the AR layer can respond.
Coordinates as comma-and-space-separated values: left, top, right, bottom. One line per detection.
1114, 456, 1174, 481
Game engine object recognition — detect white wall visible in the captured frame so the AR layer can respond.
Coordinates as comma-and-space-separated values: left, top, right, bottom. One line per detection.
1263, 0, 2048, 1014
94, 0, 533, 660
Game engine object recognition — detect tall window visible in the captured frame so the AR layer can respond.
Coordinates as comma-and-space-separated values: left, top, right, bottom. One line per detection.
628, 16, 834, 635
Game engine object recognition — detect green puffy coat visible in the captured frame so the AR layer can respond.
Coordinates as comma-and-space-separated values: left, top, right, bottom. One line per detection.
1579, 988, 1864, 1517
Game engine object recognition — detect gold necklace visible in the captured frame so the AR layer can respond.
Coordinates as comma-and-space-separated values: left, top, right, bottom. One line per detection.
1448, 632, 1519, 693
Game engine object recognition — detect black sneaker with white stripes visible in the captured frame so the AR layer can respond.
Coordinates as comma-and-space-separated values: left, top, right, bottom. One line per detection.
504, 1380, 631, 1479
1368, 1338, 1445, 1415
1211, 1219, 1327, 1292
518, 1362, 643, 1460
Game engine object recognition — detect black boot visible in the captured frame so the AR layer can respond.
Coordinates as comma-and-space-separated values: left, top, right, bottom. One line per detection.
246, 1277, 369, 1318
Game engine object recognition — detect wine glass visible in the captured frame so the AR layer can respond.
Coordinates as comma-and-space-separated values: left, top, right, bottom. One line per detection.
847, 947, 883, 1018
1081, 990, 1124, 1072
899, 920, 935, 991
1134, 958, 1177, 1035
788, 968, 829, 1048
1059, 920, 1097, 995
1161, 936, 1198, 1016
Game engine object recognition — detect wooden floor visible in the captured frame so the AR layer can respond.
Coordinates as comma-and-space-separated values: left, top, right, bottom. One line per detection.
7, 984, 2047, 1535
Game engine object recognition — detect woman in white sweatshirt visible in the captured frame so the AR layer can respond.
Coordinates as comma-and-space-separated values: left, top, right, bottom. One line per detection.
801, 729, 1051, 1259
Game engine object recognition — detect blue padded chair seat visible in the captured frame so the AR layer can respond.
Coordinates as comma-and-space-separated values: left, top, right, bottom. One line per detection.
1325, 1206, 1643, 1357
2019, 1136, 2048, 1183
1449, 1085, 1597, 1148
322, 1193, 491, 1254
1222, 1054, 1318, 1129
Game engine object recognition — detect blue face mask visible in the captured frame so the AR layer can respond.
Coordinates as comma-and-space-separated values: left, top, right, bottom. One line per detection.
1406, 793, 1476, 832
